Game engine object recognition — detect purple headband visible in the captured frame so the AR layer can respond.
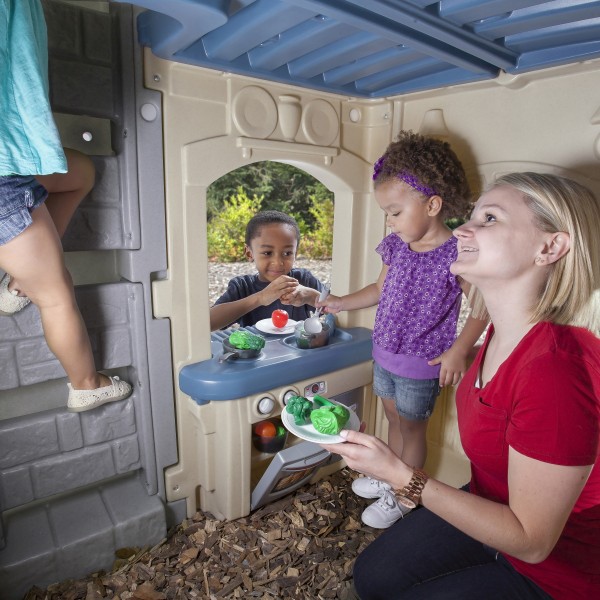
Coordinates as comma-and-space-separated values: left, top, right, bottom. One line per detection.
372, 156, 438, 196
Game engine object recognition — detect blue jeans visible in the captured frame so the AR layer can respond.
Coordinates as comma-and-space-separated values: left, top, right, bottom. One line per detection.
353, 495, 554, 600
0, 175, 48, 245
373, 362, 440, 421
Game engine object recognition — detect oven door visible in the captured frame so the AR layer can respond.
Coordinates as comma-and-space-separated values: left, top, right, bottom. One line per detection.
250, 442, 332, 510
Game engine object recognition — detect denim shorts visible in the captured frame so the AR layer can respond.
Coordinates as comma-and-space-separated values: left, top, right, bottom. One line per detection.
0, 175, 48, 245
373, 362, 440, 421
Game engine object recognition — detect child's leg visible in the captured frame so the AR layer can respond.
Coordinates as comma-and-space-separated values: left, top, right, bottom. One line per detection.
6, 149, 95, 298
35, 148, 95, 237
381, 397, 405, 458
397, 413, 429, 468
0, 204, 108, 390
382, 373, 439, 468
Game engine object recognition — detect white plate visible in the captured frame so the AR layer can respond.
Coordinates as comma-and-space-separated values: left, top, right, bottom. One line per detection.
254, 318, 297, 335
301, 99, 339, 146
232, 86, 278, 138
281, 401, 360, 444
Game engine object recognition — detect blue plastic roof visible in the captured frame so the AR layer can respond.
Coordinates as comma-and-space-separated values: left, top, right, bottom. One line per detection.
125, 0, 600, 97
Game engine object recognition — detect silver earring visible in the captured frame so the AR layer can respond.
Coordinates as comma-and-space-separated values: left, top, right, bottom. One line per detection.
535, 256, 543, 264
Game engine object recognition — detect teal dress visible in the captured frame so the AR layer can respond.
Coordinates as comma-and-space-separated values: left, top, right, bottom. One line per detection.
0, 0, 66, 175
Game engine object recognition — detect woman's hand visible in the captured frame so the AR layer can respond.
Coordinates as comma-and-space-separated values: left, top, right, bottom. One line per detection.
320, 429, 412, 490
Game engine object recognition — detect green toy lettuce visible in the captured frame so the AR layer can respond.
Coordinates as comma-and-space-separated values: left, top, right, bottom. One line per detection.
310, 396, 350, 435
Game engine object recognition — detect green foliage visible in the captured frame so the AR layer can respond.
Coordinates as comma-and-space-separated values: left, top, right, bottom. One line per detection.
207, 161, 333, 229
207, 188, 262, 262
301, 195, 334, 259
207, 162, 334, 261
445, 217, 466, 230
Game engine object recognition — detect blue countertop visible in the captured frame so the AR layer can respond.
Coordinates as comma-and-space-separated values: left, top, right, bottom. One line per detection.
179, 326, 373, 403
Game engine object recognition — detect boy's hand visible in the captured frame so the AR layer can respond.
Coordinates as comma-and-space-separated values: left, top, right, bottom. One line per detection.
428, 346, 467, 387
317, 293, 343, 314
280, 285, 319, 307
258, 276, 298, 306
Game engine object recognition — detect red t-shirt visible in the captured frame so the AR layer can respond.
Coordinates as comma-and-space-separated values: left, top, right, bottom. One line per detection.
457, 322, 600, 599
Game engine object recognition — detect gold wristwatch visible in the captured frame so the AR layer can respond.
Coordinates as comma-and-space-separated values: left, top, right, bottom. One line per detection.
394, 468, 429, 509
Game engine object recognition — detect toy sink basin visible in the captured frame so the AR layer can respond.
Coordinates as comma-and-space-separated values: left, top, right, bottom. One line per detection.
292, 321, 331, 349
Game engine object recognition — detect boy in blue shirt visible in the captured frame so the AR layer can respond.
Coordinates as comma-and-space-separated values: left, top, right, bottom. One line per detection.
210, 210, 326, 330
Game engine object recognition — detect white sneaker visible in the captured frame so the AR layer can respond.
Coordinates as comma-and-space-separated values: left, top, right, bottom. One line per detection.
351, 476, 391, 499
67, 376, 133, 412
360, 490, 411, 529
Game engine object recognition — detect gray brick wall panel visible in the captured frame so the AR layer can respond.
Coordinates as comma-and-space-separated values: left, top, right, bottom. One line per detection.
0, 282, 141, 390
56, 413, 84, 452
0, 415, 59, 469
82, 9, 112, 65
0, 396, 139, 511
49, 58, 114, 117
111, 435, 141, 473
0, 467, 34, 509
0, 475, 166, 599
32, 446, 115, 498
43, 0, 81, 58
101, 475, 166, 548
0, 346, 18, 389
0, 2, 175, 595
0, 508, 58, 593
81, 398, 136, 445
50, 489, 116, 576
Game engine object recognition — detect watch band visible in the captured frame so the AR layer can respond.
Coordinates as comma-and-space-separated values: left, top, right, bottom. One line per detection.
394, 468, 429, 509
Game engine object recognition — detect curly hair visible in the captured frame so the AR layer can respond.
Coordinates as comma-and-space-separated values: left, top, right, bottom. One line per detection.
373, 130, 472, 219
245, 210, 300, 246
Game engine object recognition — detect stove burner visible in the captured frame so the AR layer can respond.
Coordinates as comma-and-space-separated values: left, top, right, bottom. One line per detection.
219, 350, 264, 363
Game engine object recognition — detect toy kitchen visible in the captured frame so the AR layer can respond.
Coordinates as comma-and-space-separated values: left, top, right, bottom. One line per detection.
177, 323, 374, 521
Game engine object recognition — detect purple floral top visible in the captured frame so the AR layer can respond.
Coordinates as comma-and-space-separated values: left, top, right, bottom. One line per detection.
372, 234, 462, 378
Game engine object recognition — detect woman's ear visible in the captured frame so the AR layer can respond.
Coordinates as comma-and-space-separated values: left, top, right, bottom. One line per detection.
244, 245, 254, 262
539, 232, 570, 265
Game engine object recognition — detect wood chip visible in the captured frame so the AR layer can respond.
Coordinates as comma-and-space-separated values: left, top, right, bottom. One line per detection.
25, 469, 381, 600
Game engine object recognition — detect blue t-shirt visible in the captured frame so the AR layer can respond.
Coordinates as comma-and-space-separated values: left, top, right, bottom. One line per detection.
0, 0, 66, 175
213, 268, 325, 328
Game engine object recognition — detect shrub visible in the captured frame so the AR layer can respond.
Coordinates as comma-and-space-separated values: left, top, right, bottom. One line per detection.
207, 188, 262, 262
301, 195, 334, 259
445, 217, 465, 230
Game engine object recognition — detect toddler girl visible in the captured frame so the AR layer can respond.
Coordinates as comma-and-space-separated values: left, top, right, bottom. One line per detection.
320, 131, 487, 528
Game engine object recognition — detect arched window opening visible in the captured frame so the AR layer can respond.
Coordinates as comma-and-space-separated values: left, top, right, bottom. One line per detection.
207, 161, 333, 309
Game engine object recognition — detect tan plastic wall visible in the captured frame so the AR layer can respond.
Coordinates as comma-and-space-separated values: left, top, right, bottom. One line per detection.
145, 48, 600, 516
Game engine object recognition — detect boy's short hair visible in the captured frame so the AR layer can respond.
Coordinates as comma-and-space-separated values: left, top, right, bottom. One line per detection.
245, 210, 301, 246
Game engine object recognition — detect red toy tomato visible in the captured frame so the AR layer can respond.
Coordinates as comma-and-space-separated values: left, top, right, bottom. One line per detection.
255, 421, 277, 437
271, 309, 289, 328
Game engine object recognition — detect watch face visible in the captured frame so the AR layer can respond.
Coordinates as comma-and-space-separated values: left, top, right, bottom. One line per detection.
397, 495, 417, 509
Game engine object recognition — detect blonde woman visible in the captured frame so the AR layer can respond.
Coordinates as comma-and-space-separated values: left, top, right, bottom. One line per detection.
324, 173, 600, 599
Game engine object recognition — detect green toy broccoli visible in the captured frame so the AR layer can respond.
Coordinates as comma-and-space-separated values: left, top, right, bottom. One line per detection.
228, 330, 265, 350
285, 395, 313, 425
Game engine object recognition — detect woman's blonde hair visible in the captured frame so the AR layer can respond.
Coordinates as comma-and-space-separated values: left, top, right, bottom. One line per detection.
471, 172, 600, 335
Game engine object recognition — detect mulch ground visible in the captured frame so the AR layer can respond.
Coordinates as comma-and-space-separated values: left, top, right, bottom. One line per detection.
24, 469, 380, 600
